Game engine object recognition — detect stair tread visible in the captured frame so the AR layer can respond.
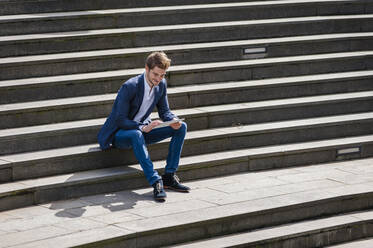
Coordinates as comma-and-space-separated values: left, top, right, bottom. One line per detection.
1, 157, 373, 247
0, 0, 361, 23
1, 32, 372, 65
1, 51, 373, 90
1, 14, 372, 43
1, 134, 372, 193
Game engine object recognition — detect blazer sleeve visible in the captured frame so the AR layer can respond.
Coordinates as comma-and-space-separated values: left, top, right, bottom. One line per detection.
114, 84, 142, 130
157, 81, 176, 121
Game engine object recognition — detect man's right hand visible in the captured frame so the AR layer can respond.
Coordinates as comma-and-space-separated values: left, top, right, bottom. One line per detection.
142, 120, 163, 133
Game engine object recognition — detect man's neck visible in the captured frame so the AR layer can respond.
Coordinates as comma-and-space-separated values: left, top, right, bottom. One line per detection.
145, 72, 154, 89
144, 72, 154, 94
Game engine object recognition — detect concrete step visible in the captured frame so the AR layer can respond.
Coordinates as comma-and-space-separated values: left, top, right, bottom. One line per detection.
172, 210, 373, 248
0, 134, 373, 211
1, 32, 372, 81
1, 157, 373, 247
1, 50, 372, 105
0, 0, 276, 15
1, 72, 372, 128
0, 14, 371, 57
327, 238, 373, 248
1, 82, 372, 130
1, 93, 372, 155
0, 0, 371, 36
1, 111, 372, 182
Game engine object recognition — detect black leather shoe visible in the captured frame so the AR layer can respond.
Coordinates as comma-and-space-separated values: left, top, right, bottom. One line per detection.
152, 180, 167, 201
162, 173, 190, 192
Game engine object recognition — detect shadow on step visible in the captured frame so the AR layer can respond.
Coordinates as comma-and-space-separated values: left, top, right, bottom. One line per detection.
49, 188, 155, 218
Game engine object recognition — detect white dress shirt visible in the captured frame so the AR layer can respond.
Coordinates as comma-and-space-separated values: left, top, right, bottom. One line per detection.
134, 72, 157, 129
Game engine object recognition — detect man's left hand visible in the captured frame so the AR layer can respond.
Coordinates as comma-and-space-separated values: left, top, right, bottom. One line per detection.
170, 118, 182, 130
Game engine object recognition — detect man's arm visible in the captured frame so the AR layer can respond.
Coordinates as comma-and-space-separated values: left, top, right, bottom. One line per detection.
157, 81, 176, 121
114, 84, 142, 130
156, 81, 183, 130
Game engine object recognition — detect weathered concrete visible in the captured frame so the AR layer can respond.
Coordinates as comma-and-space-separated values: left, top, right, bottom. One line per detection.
0, 135, 373, 210
1, 15, 372, 57
1, 159, 373, 247
0, 0, 372, 246
1, 33, 372, 80
0, 1, 371, 35
1, 95, 372, 154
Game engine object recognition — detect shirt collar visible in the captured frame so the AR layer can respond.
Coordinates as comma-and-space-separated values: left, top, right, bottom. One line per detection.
144, 71, 159, 91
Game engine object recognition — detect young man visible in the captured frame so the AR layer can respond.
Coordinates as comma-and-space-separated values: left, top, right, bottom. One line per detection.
98, 51, 189, 201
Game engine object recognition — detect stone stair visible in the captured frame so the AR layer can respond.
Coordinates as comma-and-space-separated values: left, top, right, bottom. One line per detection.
171, 209, 373, 248
1, 0, 373, 247
327, 238, 373, 248
1, 159, 373, 247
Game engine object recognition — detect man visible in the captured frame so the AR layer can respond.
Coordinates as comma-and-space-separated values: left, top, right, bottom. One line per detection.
98, 51, 189, 201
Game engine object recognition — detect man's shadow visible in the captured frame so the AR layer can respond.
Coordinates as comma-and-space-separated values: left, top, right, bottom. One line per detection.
49, 141, 170, 218
52, 188, 154, 218
48, 146, 156, 218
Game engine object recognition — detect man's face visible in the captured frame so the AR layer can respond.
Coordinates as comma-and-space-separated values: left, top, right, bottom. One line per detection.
145, 65, 167, 86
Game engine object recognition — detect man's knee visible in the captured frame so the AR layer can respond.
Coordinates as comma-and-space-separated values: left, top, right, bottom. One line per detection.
129, 129, 144, 142
178, 122, 187, 134
116, 129, 144, 144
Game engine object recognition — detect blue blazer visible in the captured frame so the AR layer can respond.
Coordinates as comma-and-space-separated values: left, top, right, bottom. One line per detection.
98, 73, 176, 150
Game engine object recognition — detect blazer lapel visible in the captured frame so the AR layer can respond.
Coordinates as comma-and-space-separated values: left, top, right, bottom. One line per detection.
141, 81, 162, 122
133, 73, 145, 118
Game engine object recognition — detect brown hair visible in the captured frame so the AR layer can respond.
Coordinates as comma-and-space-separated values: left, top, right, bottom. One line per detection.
145, 51, 171, 70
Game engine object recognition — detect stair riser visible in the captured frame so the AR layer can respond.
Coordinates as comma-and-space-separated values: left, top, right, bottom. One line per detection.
1, 117, 372, 182
1, 2, 370, 36
86, 202, 373, 248
2, 37, 372, 81
175, 78, 373, 110
239, 222, 373, 248
0, 0, 269, 15
182, 120, 373, 158
169, 57, 373, 87
1, 18, 371, 57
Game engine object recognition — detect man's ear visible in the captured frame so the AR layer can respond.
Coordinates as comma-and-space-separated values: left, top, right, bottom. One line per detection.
145, 65, 150, 73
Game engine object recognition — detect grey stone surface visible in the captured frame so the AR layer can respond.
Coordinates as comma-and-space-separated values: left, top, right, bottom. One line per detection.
1, 33, 372, 81
0, 15, 372, 57
0, 134, 372, 211
325, 182, 373, 196
4, 1, 370, 36
328, 238, 373, 248
0, 211, 76, 233
4, 205, 59, 218
272, 179, 345, 194
0, 52, 369, 128
0, 158, 372, 247
0, 0, 373, 246
9, 225, 134, 248
0, 225, 72, 248
174, 214, 372, 248
3, 76, 370, 131
0, 167, 12, 183
3, 102, 372, 155
127, 199, 216, 218
2, 61, 373, 106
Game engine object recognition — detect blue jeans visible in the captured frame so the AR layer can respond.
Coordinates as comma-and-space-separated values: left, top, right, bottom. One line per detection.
113, 122, 187, 186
